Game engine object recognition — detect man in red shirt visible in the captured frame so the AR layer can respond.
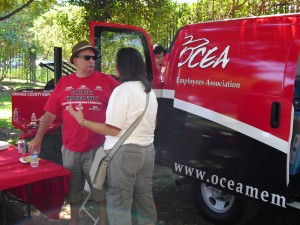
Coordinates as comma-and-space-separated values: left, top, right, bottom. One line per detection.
29, 41, 118, 225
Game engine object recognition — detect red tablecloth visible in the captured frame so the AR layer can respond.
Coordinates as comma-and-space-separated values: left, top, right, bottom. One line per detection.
11, 118, 61, 139
0, 146, 71, 220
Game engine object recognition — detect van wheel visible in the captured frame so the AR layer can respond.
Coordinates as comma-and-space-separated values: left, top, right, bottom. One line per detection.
192, 181, 259, 225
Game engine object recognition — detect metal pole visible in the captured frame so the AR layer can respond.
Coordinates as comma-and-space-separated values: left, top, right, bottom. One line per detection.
54, 47, 62, 85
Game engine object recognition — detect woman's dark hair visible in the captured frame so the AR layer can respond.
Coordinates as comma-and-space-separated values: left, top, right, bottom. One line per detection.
153, 44, 164, 55
116, 47, 151, 93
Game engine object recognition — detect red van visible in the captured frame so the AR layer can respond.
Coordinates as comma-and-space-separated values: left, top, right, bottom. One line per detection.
89, 14, 300, 225
11, 13, 300, 225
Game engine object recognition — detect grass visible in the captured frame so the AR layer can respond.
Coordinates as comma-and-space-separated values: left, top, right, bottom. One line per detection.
0, 81, 45, 143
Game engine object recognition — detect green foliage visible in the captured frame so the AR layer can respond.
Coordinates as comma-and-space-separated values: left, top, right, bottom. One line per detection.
0, 0, 55, 16
67, 0, 181, 48
189, 0, 300, 22
67, 0, 114, 21
66, 0, 300, 51
0, 0, 53, 79
31, 5, 89, 61
1, 0, 300, 78
1, 9, 31, 52
0, 88, 14, 129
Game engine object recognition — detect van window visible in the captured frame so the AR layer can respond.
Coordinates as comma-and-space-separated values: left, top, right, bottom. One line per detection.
93, 27, 153, 81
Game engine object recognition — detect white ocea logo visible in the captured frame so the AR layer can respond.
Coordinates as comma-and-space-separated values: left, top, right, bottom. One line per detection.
178, 35, 230, 69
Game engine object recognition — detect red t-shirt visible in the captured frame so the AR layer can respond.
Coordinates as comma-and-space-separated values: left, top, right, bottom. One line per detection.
44, 71, 118, 152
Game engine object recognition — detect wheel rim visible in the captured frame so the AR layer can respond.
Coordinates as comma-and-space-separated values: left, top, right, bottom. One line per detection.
200, 183, 235, 213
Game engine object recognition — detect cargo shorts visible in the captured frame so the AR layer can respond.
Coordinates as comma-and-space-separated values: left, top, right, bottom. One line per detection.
61, 145, 106, 203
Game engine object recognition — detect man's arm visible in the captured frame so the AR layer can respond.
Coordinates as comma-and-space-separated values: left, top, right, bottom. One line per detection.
28, 111, 56, 154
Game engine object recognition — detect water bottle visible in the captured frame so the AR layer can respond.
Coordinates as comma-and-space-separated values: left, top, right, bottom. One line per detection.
30, 149, 39, 168
31, 113, 37, 128
13, 108, 18, 121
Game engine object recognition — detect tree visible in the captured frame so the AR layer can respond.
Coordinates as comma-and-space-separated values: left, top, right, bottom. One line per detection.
105, 0, 178, 45
2, 0, 300, 82
0, 1, 56, 81
66, 0, 181, 47
0, 0, 34, 21
0, 0, 56, 21
31, 5, 89, 61
189, 0, 300, 22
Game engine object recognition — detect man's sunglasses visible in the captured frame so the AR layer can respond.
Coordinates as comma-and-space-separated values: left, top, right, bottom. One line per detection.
76, 55, 98, 61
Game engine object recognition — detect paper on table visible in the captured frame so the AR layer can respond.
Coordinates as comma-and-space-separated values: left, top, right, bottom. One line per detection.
0, 141, 8, 151
19, 156, 41, 164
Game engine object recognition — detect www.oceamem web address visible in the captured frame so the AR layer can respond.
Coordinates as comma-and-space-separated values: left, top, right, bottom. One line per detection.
174, 163, 286, 208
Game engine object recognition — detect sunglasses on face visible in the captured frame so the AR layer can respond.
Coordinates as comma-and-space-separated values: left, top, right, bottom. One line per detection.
76, 55, 98, 61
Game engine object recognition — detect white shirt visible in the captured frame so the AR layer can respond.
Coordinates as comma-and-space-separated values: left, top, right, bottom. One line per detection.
104, 81, 158, 150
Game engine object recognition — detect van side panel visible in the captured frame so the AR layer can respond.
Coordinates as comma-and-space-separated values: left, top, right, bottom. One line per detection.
166, 17, 298, 144
157, 15, 300, 204
156, 106, 287, 194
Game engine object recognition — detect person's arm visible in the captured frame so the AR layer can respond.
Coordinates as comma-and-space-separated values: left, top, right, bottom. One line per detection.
68, 103, 121, 136
28, 111, 56, 154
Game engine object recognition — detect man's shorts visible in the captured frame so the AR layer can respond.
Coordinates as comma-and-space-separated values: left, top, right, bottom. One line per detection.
61, 145, 106, 202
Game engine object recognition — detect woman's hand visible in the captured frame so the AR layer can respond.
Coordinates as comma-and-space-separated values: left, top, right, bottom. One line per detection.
68, 103, 84, 124
68, 103, 121, 135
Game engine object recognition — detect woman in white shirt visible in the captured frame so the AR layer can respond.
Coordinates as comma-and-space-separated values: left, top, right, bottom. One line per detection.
68, 47, 158, 225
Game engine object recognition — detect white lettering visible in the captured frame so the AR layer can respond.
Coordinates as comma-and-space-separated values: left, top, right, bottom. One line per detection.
174, 163, 184, 173
206, 79, 240, 88
214, 46, 230, 68
245, 186, 259, 199
173, 162, 286, 208
220, 178, 226, 188
271, 194, 286, 208
227, 180, 234, 190
211, 175, 218, 185
184, 166, 194, 176
261, 191, 269, 202
236, 183, 243, 194
199, 47, 218, 68
195, 169, 206, 179
11, 92, 51, 97
178, 35, 230, 69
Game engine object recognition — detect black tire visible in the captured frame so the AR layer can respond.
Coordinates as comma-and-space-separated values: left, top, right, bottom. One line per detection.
192, 181, 260, 225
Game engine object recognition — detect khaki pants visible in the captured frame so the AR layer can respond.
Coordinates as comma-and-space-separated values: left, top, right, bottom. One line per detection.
106, 143, 157, 225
